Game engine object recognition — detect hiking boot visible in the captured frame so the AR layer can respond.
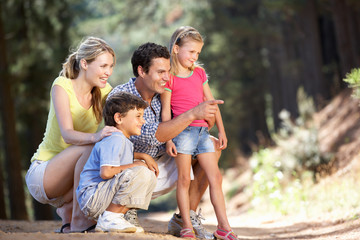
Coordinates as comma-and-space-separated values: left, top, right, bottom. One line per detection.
95, 211, 136, 233
168, 209, 214, 239
124, 209, 145, 233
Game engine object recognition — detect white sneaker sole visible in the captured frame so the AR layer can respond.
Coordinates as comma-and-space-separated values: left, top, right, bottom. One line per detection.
95, 226, 137, 233
135, 227, 145, 233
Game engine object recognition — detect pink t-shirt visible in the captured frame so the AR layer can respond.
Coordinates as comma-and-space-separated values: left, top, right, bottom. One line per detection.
165, 67, 208, 127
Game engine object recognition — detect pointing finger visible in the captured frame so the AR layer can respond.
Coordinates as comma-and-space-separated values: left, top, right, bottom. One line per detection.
208, 99, 224, 105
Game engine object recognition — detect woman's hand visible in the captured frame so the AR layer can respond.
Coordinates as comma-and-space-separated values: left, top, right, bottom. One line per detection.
166, 140, 177, 157
94, 126, 120, 142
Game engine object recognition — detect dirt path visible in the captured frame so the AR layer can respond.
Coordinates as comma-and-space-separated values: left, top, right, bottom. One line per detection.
1, 212, 360, 240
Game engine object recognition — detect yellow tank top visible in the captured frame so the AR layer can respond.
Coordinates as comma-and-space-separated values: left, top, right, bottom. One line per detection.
31, 76, 112, 162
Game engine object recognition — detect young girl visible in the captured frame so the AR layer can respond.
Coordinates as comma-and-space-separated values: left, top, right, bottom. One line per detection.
161, 26, 238, 240
25, 37, 120, 233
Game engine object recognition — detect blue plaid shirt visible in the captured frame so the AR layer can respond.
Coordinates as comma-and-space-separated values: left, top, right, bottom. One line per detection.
107, 78, 165, 157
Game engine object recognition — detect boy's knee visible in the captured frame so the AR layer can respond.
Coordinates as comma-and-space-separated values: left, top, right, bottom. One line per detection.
134, 166, 156, 183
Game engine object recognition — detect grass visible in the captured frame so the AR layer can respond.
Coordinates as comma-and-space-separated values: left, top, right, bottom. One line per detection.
244, 157, 360, 221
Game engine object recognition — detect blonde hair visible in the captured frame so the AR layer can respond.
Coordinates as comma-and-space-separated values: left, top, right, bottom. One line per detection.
169, 26, 204, 75
60, 37, 116, 123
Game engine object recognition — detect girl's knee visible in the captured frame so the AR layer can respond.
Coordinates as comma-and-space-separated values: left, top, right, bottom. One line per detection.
177, 174, 191, 188
209, 170, 223, 185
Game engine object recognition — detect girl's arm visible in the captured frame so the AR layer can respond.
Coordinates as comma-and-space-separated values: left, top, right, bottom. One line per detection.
203, 82, 228, 150
100, 160, 148, 179
52, 85, 119, 145
160, 90, 172, 123
160, 91, 178, 157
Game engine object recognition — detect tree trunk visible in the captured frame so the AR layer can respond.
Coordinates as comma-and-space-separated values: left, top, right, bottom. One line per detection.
331, 0, 360, 78
267, 16, 300, 130
0, 155, 7, 219
0, 1, 28, 220
297, 0, 327, 105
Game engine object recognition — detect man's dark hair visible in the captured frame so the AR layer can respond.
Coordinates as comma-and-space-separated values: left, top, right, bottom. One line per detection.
103, 92, 148, 126
131, 42, 170, 77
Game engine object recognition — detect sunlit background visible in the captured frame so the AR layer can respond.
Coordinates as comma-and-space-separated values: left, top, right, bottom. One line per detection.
1, 0, 360, 221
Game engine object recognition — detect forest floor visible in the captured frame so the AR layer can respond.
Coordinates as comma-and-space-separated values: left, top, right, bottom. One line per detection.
1, 211, 360, 239
2, 89, 360, 240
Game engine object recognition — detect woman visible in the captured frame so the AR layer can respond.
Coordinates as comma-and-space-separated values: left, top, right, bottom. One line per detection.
25, 37, 119, 233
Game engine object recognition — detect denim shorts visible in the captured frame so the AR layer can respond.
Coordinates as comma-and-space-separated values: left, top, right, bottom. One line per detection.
25, 160, 65, 208
173, 126, 215, 156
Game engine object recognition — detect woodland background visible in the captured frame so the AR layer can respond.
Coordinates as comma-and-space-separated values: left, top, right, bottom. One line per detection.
1, 0, 360, 221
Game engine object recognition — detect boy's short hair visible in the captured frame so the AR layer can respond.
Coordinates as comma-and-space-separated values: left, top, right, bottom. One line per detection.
103, 92, 148, 126
131, 42, 170, 77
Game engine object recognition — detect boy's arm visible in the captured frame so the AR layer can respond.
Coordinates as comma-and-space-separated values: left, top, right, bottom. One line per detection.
100, 161, 147, 180
134, 152, 159, 176
203, 82, 228, 150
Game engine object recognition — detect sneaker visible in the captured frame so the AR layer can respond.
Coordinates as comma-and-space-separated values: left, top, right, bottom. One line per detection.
124, 209, 145, 233
214, 228, 238, 240
95, 211, 137, 233
168, 209, 214, 239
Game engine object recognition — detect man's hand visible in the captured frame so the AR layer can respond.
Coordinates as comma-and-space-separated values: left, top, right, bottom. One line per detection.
193, 100, 224, 121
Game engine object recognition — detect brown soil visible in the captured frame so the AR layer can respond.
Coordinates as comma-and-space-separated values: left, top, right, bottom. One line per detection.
1, 212, 360, 239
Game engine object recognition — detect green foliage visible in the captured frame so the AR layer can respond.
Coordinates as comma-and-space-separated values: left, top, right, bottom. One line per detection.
249, 148, 311, 214
344, 68, 360, 99
75, 0, 211, 85
248, 87, 332, 214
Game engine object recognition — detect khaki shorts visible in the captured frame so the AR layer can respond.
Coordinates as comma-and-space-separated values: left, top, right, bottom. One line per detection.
25, 160, 65, 208
79, 166, 156, 220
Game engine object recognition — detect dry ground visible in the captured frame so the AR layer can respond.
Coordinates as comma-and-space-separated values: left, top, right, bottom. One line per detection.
1, 212, 360, 240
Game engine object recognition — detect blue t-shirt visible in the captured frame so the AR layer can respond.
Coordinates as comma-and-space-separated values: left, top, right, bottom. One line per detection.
76, 131, 134, 208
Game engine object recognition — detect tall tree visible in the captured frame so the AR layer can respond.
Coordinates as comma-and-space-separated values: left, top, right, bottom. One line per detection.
330, 0, 360, 78
263, 0, 326, 128
201, 0, 271, 158
0, 0, 28, 220
1, 0, 84, 219
264, 0, 360, 127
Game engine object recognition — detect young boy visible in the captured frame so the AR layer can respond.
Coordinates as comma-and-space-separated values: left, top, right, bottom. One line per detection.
76, 92, 157, 233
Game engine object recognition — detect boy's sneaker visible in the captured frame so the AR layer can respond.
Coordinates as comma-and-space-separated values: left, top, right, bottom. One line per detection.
124, 209, 145, 233
214, 228, 238, 240
95, 211, 137, 233
168, 209, 214, 239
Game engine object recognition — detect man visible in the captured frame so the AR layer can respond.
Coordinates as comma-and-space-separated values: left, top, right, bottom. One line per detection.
108, 42, 223, 239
